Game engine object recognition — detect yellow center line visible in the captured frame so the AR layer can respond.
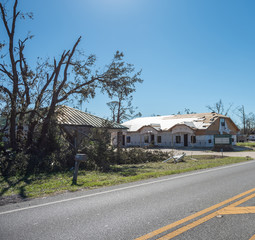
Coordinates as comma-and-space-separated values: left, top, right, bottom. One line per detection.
157, 193, 255, 240
225, 193, 255, 208
250, 234, 255, 240
219, 207, 255, 215
157, 211, 219, 240
135, 188, 255, 240
218, 192, 255, 215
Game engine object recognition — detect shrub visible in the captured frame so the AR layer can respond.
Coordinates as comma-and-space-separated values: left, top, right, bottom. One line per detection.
116, 148, 171, 164
80, 127, 115, 172
0, 123, 76, 176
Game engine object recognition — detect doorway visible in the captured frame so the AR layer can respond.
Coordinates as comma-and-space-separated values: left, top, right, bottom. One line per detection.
122, 135, 125, 146
184, 134, 188, 147
151, 134, 155, 144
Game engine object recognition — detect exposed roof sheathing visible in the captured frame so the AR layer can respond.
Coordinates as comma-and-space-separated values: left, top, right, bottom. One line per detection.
56, 105, 127, 129
122, 112, 233, 132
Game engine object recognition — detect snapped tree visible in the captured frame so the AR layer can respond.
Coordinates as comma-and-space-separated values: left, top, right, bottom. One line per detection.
236, 105, 255, 135
0, 0, 143, 154
206, 99, 233, 116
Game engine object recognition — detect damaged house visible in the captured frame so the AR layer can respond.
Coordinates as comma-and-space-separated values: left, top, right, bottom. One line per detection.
115, 112, 239, 148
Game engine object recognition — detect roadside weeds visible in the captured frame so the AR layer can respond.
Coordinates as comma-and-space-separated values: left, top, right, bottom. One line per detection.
0, 155, 252, 206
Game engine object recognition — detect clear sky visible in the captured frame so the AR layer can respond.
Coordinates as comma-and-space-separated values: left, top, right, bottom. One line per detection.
1, 0, 255, 124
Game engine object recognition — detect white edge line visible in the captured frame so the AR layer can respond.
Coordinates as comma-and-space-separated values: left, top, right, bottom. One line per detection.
0, 160, 254, 216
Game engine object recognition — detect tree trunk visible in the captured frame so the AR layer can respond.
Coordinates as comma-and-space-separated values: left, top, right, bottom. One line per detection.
10, 79, 18, 150
26, 119, 37, 149
37, 102, 56, 148
10, 104, 17, 150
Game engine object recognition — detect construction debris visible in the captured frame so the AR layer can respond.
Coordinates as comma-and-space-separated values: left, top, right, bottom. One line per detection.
163, 153, 186, 163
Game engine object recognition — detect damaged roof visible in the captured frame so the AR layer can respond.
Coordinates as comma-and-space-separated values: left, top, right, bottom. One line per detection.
122, 112, 229, 132
56, 105, 127, 129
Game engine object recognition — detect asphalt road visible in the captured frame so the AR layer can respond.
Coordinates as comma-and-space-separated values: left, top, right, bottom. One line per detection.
1, 160, 255, 240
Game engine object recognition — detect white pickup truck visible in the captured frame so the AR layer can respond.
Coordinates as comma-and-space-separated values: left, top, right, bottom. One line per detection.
249, 135, 255, 141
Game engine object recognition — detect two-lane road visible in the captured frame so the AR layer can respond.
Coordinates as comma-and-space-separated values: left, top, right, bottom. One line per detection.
1, 160, 255, 240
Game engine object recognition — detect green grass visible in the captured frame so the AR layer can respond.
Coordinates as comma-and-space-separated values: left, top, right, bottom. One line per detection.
236, 142, 255, 148
0, 155, 252, 200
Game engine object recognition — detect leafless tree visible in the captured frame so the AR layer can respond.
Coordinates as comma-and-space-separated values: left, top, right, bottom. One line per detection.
206, 99, 233, 116
107, 96, 141, 124
235, 105, 255, 135
0, 0, 143, 152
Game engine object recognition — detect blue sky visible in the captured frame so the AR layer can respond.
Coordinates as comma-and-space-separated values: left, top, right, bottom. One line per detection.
1, 0, 255, 124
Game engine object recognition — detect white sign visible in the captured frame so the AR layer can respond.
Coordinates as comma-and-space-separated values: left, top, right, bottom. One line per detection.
215, 137, 230, 144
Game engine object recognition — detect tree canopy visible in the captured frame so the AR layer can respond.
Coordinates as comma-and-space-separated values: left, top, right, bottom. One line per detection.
0, 0, 142, 152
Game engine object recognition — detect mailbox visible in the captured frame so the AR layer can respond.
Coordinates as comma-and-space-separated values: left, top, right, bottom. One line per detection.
73, 154, 87, 184
75, 154, 87, 162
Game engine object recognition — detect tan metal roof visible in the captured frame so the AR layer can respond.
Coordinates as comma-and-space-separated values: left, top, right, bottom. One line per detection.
56, 105, 127, 129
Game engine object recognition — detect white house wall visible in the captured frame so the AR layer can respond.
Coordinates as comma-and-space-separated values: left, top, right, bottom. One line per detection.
118, 132, 239, 147
195, 135, 214, 147
232, 135, 237, 145
114, 128, 237, 148
111, 132, 117, 146
127, 133, 141, 146
160, 132, 172, 147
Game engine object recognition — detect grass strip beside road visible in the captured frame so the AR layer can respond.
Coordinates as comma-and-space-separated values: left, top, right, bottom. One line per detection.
236, 142, 255, 148
0, 156, 252, 201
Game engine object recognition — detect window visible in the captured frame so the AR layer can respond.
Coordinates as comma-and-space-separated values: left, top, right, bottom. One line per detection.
144, 135, 149, 143
220, 118, 225, 127
191, 136, 196, 144
157, 136, 162, 143
126, 136, 131, 143
176, 136, 181, 144
208, 139, 212, 144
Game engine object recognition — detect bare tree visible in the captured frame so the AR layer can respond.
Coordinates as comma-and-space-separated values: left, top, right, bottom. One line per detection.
184, 108, 196, 114
246, 112, 255, 134
0, 0, 24, 149
236, 106, 255, 135
176, 109, 196, 115
107, 96, 141, 124
206, 99, 233, 116
237, 105, 247, 134
0, 0, 143, 152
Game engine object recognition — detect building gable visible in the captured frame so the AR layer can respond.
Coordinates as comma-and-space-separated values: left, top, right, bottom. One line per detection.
138, 126, 159, 135
206, 117, 239, 135
170, 124, 195, 134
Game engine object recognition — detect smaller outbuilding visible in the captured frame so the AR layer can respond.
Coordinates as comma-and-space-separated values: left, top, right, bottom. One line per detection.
115, 112, 239, 148
56, 106, 127, 149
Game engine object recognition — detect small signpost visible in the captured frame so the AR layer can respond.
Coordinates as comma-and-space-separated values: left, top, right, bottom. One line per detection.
214, 134, 233, 151
73, 154, 87, 184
